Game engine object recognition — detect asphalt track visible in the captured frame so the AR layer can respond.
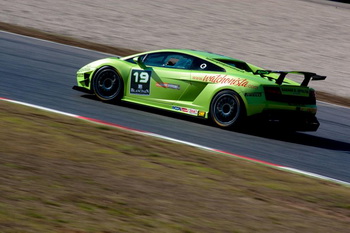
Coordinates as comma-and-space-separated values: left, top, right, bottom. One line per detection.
1, 31, 350, 183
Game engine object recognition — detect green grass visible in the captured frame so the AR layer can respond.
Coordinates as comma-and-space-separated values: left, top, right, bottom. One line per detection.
0, 101, 350, 233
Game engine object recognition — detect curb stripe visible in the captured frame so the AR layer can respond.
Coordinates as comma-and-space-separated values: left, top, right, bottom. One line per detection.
1, 97, 349, 187
77, 116, 147, 133
280, 167, 350, 187
213, 149, 282, 167
0, 98, 78, 117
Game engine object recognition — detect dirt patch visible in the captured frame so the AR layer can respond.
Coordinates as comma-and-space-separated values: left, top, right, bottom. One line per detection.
1, 22, 349, 108
0, 22, 139, 57
1, 100, 350, 232
315, 91, 350, 107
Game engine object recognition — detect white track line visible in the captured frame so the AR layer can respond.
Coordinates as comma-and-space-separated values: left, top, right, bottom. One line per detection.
1, 97, 349, 187
0, 98, 78, 117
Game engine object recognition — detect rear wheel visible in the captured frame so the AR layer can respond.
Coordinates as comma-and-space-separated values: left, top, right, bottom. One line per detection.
210, 90, 245, 128
92, 66, 123, 102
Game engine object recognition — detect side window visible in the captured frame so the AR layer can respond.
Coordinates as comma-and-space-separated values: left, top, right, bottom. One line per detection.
125, 52, 222, 72
143, 53, 168, 67
143, 52, 194, 69
163, 54, 193, 69
191, 58, 225, 72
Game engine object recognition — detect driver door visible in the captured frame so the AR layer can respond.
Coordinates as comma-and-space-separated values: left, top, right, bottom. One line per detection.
126, 52, 194, 108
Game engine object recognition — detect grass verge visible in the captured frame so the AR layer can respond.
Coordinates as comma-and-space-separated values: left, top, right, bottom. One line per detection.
0, 21, 349, 108
0, 100, 350, 232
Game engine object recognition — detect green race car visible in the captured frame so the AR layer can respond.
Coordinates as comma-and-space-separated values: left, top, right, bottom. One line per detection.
73, 49, 326, 131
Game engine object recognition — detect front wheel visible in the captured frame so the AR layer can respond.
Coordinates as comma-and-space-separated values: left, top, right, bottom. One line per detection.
210, 90, 245, 128
92, 66, 123, 102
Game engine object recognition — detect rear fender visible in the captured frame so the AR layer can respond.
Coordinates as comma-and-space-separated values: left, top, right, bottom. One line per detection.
192, 84, 247, 114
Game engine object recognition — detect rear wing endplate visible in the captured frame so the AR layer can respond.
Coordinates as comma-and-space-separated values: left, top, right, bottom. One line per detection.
254, 70, 326, 86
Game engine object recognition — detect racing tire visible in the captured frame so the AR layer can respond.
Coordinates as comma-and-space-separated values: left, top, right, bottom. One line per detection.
210, 90, 245, 129
92, 66, 123, 102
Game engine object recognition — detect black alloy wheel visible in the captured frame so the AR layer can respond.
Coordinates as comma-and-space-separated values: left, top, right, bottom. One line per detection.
210, 90, 245, 128
92, 66, 123, 102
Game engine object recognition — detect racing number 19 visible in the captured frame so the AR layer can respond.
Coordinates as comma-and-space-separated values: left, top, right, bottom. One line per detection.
130, 69, 151, 95
133, 71, 149, 83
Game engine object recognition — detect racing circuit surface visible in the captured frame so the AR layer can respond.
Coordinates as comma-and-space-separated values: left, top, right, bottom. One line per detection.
1, 31, 350, 183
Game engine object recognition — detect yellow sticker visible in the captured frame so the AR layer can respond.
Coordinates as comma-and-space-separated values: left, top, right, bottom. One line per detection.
198, 111, 206, 117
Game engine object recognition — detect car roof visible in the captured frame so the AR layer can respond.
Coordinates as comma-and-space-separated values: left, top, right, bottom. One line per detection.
130, 49, 244, 62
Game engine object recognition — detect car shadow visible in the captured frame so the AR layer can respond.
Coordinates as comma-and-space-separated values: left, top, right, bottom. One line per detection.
235, 125, 350, 153
80, 94, 350, 153
80, 94, 210, 124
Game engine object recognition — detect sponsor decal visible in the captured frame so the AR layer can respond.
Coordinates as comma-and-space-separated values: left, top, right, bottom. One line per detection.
189, 109, 198, 115
200, 63, 207, 69
130, 69, 151, 95
181, 107, 189, 113
156, 82, 180, 90
172, 106, 181, 111
192, 74, 258, 89
281, 87, 309, 97
173, 106, 202, 116
192, 76, 204, 81
246, 84, 259, 89
203, 74, 248, 86
198, 111, 206, 117
130, 87, 150, 95
245, 92, 262, 97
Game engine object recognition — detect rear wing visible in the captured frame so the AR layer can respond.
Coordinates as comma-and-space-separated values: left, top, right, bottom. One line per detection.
254, 70, 326, 86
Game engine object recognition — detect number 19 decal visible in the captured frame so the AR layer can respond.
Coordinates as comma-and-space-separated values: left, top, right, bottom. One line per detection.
130, 69, 151, 95
133, 71, 150, 83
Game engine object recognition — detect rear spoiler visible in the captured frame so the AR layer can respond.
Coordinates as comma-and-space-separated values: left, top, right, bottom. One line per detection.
254, 70, 326, 86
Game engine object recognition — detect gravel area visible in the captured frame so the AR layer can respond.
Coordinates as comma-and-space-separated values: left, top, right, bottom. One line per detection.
1, 0, 349, 98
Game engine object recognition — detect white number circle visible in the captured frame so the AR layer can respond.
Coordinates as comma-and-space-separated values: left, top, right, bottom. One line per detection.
200, 63, 207, 69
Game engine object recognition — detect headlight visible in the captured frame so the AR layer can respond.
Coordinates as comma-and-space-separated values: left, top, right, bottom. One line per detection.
77, 65, 92, 73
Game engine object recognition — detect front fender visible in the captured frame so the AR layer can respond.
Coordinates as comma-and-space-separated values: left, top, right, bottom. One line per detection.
76, 57, 131, 90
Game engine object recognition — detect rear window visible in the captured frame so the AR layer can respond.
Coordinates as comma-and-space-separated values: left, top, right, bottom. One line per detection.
191, 58, 225, 72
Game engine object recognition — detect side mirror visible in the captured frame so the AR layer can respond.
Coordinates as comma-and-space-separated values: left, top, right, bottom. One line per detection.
133, 56, 146, 68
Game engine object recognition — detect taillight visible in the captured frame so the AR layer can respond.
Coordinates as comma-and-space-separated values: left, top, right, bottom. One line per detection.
264, 86, 281, 95
264, 86, 281, 101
